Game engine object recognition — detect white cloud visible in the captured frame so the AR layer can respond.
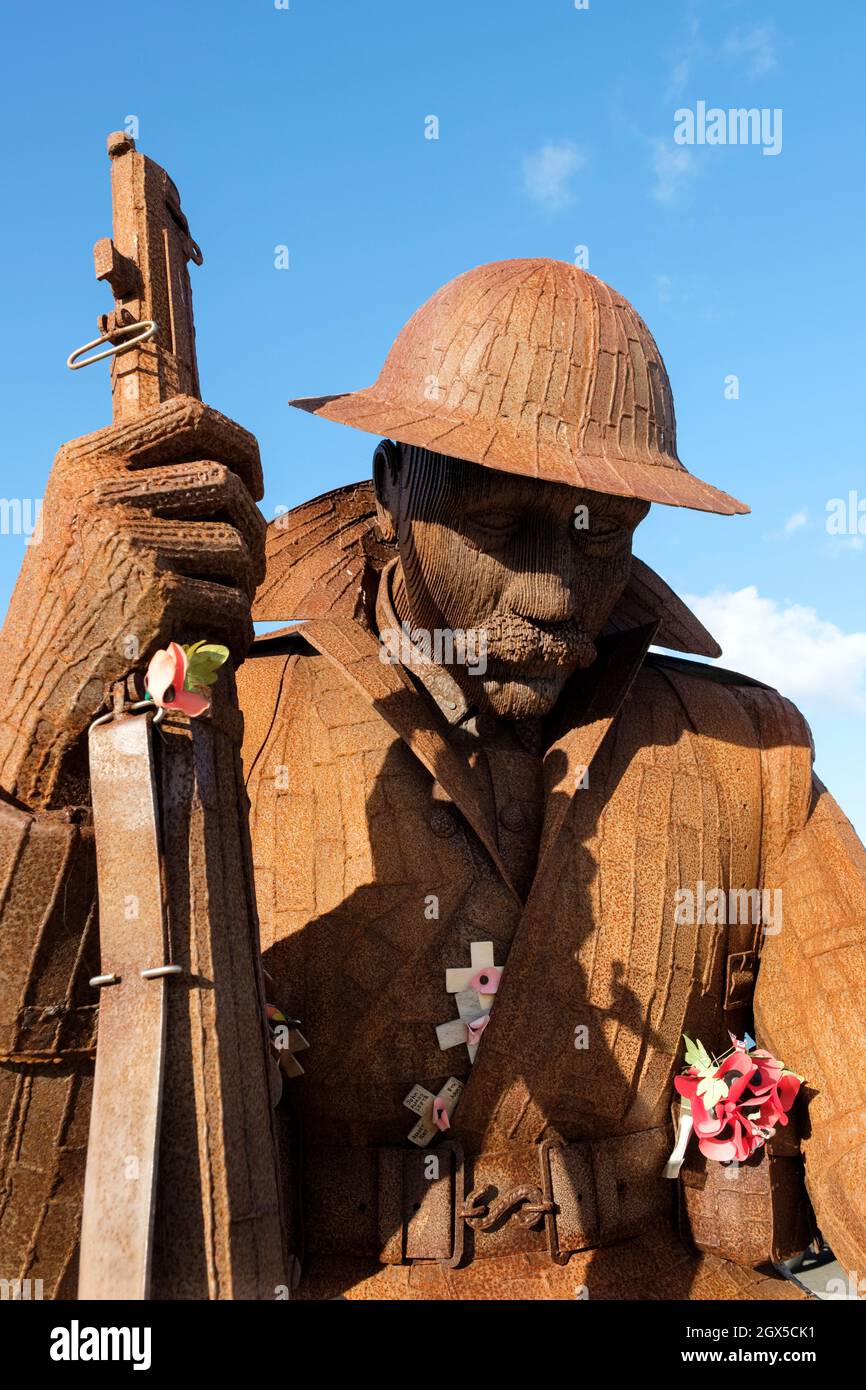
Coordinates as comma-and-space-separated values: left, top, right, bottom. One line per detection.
666, 53, 695, 101
522, 142, 586, 210
663, 6, 703, 100
783, 510, 809, 535
684, 586, 866, 713
656, 274, 674, 306
650, 137, 697, 203
723, 23, 779, 78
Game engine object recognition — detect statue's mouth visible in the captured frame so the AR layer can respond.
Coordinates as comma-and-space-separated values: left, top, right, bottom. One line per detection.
480, 614, 596, 677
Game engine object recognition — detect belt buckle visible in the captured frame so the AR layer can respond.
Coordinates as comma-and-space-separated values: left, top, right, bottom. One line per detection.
437, 1140, 465, 1269
539, 1138, 571, 1266
429, 1141, 574, 1268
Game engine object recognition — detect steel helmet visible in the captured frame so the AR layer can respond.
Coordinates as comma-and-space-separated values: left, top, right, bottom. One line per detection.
290, 258, 748, 516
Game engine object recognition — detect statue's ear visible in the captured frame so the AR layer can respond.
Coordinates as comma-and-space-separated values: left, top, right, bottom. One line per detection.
372, 439, 402, 543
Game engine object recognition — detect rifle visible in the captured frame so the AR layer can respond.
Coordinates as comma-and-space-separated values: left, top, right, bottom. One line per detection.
75, 133, 285, 1299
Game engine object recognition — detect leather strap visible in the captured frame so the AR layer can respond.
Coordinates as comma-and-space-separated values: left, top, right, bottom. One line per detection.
79, 714, 169, 1300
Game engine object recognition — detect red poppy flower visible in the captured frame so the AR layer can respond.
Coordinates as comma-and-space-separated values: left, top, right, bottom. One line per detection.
674, 1039, 800, 1164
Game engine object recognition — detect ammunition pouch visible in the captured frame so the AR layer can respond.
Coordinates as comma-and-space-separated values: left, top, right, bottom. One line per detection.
678, 932, 816, 1269
678, 1125, 816, 1268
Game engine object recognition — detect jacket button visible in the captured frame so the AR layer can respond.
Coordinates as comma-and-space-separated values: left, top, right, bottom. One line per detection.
430, 807, 458, 837
499, 803, 526, 832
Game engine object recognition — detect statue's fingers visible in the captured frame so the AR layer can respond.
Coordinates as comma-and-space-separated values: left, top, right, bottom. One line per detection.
120, 516, 260, 601
60, 396, 264, 500
93, 462, 267, 585
148, 572, 255, 667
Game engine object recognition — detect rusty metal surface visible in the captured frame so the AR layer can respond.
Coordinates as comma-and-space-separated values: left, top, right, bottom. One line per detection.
289, 259, 749, 516
251, 480, 722, 660
79, 714, 168, 1299
100, 131, 202, 423
0, 130, 280, 1299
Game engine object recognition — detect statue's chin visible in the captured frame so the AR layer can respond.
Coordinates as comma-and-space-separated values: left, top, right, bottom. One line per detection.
477, 672, 569, 721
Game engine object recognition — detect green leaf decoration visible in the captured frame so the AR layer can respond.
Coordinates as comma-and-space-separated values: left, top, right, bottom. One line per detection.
183, 641, 230, 693
696, 1074, 728, 1109
683, 1034, 713, 1071
683, 1034, 729, 1111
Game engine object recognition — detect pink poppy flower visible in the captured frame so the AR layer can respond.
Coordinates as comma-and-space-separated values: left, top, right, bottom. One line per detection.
433, 1097, 451, 1132
145, 642, 210, 717
753, 1068, 801, 1131
742, 1047, 784, 1097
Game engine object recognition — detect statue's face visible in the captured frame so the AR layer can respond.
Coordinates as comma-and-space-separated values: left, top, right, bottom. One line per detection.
376, 445, 649, 721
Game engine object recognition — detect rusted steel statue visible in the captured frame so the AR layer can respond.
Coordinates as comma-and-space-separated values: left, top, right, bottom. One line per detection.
2, 136, 865, 1301
0, 135, 283, 1299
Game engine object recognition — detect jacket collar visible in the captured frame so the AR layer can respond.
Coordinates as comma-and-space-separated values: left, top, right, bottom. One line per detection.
298, 609, 658, 909
252, 483, 703, 903
374, 557, 472, 728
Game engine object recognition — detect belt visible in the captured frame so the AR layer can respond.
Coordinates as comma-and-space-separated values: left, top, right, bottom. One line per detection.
305, 1127, 673, 1267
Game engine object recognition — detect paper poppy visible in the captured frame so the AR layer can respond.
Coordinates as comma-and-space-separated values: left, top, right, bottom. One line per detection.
144, 640, 229, 718
674, 1034, 801, 1164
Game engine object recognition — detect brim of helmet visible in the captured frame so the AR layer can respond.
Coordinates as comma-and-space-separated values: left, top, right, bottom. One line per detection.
289, 389, 750, 516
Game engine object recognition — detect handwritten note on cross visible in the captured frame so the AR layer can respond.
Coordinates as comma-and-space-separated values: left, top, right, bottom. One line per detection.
403, 1076, 464, 1147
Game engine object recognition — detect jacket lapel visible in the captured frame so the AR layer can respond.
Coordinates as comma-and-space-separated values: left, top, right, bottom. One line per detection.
536, 622, 661, 876
301, 616, 523, 905
301, 617, 658, 925
456, 622, 659, 1142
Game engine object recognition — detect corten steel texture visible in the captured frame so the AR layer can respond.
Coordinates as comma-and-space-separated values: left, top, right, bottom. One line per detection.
0, 794, 97, 1298
100, 132, 203, 423
82, 135, 282, 1299
252, 480, 721, 659
0, 134, 281, 1300
0, 142, 859, 1301
290, 259, 749, 516
679, 1129, 817, 1269
79, 715, 168, 1300
235, 490, 866, 1299
148, 687, 286, 1299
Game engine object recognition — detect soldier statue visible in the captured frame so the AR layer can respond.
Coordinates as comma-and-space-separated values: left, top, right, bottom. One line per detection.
1, 252, 863, 1300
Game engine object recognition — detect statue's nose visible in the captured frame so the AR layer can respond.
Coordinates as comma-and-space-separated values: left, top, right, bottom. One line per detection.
502, 566, 579, 625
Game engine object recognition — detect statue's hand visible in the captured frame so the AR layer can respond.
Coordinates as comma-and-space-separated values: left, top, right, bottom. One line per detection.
0, 395, 266, 808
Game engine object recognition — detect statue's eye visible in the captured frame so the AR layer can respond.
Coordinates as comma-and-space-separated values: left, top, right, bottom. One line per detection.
579, 519, 629, 553
469, 511, 520, 536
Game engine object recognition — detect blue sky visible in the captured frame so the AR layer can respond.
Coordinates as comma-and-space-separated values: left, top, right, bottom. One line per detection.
0, 0, 864, 832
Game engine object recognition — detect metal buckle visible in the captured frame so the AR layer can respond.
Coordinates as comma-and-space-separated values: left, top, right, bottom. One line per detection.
461, 1183, 553, 1231
437, 1140, 465, 1269
539, 1138, 570, 1266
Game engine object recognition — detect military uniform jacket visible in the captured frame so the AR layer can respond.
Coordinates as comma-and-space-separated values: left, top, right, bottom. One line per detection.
236, 485, 866, 1299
